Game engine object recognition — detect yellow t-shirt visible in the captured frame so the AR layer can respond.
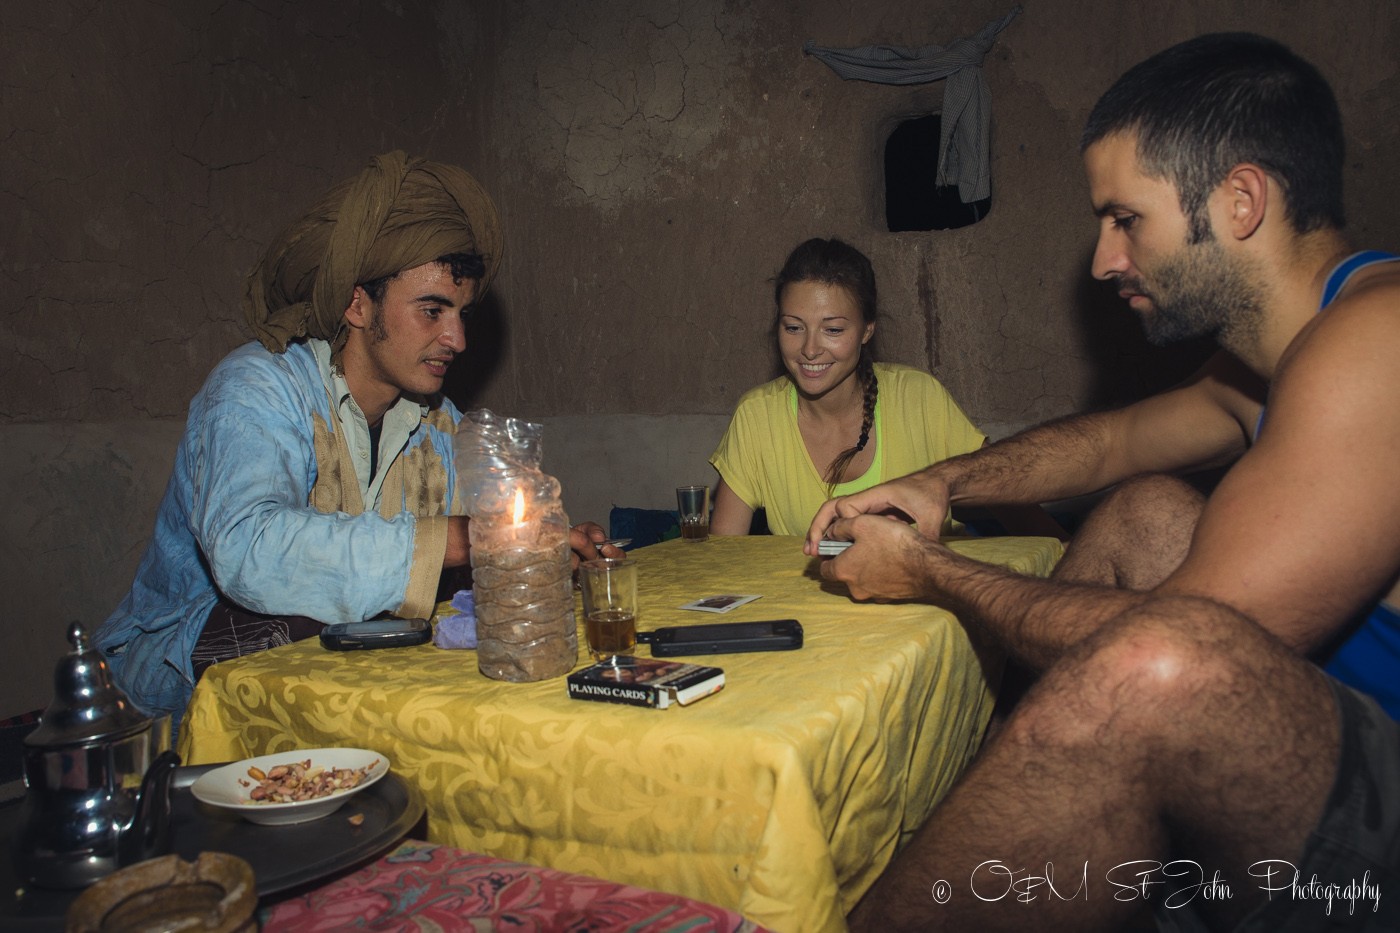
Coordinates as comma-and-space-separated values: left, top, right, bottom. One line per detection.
709, 363, 985, 536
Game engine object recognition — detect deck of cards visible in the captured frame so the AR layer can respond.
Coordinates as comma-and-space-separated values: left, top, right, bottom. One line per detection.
816, 539, 853, 556
679, 594, 762, 614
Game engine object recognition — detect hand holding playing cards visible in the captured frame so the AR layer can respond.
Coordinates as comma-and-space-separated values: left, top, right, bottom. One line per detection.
571, 522, 626, 567
816, 513, 941, 603
804, 472, 954, 557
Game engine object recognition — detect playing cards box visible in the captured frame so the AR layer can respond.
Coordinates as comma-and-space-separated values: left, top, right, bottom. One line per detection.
566, 656, 726, 709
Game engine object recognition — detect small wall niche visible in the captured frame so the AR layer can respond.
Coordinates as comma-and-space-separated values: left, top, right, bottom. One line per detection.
884, 114, 992, 232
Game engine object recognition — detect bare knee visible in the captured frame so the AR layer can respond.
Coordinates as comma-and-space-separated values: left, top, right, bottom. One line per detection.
1055, 475, 1205, 589
1097, 474, 1205, 518
1005, 596, 1270, 747
1097, 596, 1249, 694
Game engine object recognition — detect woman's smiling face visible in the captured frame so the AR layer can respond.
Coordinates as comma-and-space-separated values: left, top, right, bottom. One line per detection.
776, 280, 874, 398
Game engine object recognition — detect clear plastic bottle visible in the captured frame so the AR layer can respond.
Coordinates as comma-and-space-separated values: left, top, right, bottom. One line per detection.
455, 411, 577, 681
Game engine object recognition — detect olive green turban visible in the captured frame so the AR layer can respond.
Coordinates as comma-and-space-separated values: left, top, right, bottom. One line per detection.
244, 150, 503, 355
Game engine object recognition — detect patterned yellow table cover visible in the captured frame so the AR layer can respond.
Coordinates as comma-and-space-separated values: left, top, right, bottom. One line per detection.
180, 534, 1062, 933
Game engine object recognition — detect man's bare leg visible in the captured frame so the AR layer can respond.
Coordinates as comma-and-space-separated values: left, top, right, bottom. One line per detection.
1053, 474, 1205, 589
993, 474, 1207, 723
849, 595, 1339, 932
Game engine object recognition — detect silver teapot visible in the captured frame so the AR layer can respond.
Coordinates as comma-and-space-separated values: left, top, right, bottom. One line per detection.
17, 622, 180, 888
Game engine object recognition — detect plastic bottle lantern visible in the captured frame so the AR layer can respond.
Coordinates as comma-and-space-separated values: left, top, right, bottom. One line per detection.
454, 410, 578, 681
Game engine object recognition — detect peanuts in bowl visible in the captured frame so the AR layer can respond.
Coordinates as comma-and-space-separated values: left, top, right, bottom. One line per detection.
242, 758, 379, 803
191, 747, 390, 826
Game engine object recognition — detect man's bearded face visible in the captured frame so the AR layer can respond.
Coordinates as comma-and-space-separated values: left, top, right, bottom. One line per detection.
1121, 236, 1262, 348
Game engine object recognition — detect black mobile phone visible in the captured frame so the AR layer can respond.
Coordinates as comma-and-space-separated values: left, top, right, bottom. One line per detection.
638, 619, 803, 657
320, 618, 432, 651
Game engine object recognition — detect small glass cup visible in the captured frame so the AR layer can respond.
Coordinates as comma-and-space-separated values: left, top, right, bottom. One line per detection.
578, 558, 638, 662
676, 485, 711, 542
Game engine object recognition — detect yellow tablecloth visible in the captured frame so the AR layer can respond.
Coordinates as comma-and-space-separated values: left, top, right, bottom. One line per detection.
181, 534, 1061, 933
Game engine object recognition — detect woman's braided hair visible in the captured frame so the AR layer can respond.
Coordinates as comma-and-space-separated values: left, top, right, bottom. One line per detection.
773, 238, 879, 496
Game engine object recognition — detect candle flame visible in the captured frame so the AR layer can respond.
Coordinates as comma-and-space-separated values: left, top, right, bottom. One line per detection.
512, 487, 526, 524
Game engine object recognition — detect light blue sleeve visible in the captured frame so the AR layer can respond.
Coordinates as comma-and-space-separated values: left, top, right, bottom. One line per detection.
184, 351, 416, 621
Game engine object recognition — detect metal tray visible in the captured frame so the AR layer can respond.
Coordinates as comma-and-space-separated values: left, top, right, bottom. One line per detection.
0, 765, 423, 930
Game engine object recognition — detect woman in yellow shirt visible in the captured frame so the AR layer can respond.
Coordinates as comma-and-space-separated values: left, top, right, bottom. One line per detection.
709, 238, 990, 537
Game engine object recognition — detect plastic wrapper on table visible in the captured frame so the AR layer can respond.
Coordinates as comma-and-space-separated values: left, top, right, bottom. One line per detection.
435, 589, 478, 650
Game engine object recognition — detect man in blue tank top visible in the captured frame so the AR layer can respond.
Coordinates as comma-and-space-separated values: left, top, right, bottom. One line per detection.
810, 34, 1400, 933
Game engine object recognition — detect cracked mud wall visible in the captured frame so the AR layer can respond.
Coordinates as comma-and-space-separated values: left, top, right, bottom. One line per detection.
2, 0, 1397, 715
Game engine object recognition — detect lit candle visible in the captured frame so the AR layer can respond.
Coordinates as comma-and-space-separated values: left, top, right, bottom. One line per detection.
511, 486, 528, 544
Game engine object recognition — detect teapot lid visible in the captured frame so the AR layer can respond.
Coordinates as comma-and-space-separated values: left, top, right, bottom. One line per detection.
25, 622, 151, 749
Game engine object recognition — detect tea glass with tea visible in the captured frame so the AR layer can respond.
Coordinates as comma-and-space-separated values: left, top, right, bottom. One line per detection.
578, 558, 638, 662
676, 485, 711, 542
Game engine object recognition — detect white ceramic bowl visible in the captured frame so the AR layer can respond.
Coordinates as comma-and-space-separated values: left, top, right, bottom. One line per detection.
190, 747, 390, 826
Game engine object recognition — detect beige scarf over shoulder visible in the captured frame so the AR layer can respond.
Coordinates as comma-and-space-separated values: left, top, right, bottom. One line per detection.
244, 150, 503, 356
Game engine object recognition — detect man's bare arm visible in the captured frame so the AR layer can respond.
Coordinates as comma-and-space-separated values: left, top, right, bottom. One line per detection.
814, 352, 1260, 665
822, 513, 1143, 669
944, 352, 1257, 506
808, 351, 1258, 551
